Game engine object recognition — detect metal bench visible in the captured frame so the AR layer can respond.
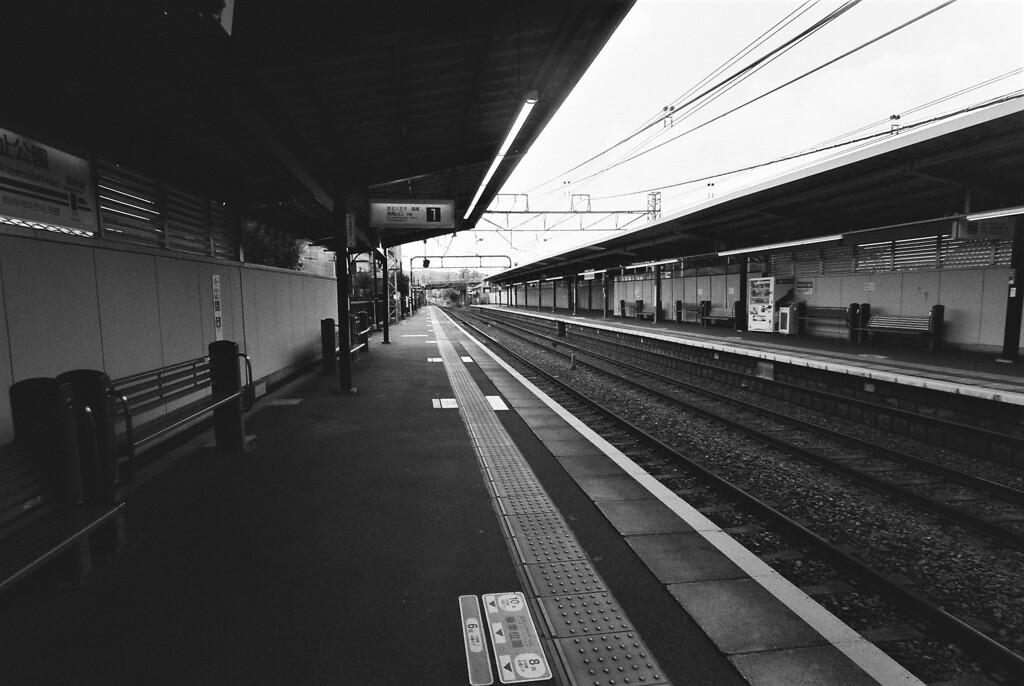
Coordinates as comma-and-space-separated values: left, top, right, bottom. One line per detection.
797, 305, 852, 337
675, 301, 701, 324
699, 301, 736, 327
1, 379, 124, 592
634, 300, 654, 321
320, 315, 372, 375
859, 305, 944, 350
110, 341, 252, 476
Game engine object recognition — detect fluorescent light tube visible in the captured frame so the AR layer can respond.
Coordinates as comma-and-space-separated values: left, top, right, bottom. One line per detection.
718, 234, 843, 257
464, 92, 538, 220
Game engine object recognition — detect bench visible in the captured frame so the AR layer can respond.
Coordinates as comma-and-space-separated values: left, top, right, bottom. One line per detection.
675, 302, 701, 324
1, 379, 124, 592
858, 305, 944, 350
633, 300, 654, 321
797, 305, 851, 337
321, 315, 372, 374
110, 341, 251, 475
699, 301, 736, 327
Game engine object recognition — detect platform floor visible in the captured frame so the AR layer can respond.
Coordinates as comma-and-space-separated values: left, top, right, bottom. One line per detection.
0, 307, 924, 685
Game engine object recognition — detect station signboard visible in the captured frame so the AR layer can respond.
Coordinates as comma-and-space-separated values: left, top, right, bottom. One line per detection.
954, 216, 1017, 240
369, 198, 455, 229
0, 126, 97, 234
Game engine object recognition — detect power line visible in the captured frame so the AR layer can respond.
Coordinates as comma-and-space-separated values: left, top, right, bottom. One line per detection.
591, 91, 1023, 201
552, 0, 826, 199
567, 0, 961, 189
525, 0, 865, 196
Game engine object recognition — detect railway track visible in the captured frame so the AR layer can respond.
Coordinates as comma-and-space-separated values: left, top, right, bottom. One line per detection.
467, 310, 1024, 551
449, 308, 1024, 685
477, 308, 1024, 463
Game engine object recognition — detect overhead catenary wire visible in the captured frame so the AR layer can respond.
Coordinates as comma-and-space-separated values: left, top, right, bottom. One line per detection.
524, 0, 866, 197
590, 91, 1024, 201
566, 0, 961, 189
561, 0, 826, 197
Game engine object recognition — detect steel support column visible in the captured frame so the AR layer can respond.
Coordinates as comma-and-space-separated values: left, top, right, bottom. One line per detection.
381, 242, 391, 344
1000, 225, 1024, 361
336, 214, 354, 394
653, 264, 662, 323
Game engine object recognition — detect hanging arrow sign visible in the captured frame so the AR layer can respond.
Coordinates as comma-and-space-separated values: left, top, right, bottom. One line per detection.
482, 592, 551, 683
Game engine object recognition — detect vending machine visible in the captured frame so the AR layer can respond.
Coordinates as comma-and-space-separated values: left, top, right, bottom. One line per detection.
747, 277, 775, 333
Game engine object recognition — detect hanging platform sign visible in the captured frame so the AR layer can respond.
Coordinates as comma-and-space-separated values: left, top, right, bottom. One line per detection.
955, 216, 1017, 240
369, 198, 455, 229
0, 127, 97, 234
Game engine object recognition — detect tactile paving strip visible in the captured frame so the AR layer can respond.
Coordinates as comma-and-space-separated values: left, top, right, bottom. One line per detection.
524, 560, 607, 598
539, 593, 633, 637
556, 633, 668, 686
432, 311, 667, 685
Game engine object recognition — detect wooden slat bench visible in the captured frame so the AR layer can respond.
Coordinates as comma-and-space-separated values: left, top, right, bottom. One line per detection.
1, 380, 123, 592
859, 305, 944, 350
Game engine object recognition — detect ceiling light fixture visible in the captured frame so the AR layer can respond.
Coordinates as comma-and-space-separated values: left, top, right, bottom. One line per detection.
965, 206, 1024, 222
463, 91, 539, 220
717, 234, 843, 257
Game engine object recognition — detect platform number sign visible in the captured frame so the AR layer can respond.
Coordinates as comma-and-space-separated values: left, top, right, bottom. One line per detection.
426, 206, 441, 222
482, 592, 551, 683
459, 595, 494, 685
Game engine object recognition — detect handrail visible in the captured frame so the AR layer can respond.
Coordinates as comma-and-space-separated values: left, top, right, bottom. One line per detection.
130, 390, 242, 450
112, 391, 136, 482
238, 353, 254, 411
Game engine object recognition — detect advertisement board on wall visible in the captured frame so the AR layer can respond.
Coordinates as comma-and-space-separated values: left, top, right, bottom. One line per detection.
0, 127, 97, 234
748, 276, 775, 333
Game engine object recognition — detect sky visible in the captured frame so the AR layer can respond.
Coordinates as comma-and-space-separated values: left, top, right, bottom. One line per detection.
412, 0, 1024, 274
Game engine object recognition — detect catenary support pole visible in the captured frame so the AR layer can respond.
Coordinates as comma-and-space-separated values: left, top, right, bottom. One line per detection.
381, 241, 391, 344
336, 207, 354, 393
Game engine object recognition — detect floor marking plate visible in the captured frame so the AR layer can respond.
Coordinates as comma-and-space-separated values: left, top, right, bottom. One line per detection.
428, 357, 443, 362
432, 398, 458, 409
459, 595, 494, 686
462, 356, 474, 363
482, 592, 551, 683
266, 398, 302, 406
486, 396, 509, 411
402, 334, 428, 337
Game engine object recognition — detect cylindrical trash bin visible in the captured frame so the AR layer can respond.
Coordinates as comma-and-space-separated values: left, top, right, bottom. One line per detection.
209, 340, 245, 452
321, 318, 337, 374
56, 369, 120, 502
9, 378, 83, 505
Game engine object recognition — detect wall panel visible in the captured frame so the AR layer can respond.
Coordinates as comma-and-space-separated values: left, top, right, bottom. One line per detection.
95, 250, 162, 378
3, 238, 104, 378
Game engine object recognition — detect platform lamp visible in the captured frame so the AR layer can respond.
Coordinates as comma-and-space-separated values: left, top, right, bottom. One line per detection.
464, 90, 539, 221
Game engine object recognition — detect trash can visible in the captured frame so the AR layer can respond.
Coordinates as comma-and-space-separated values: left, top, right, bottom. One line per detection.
9, 377, 83, 505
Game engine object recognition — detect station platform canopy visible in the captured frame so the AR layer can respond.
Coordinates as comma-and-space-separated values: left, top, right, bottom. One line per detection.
489, 97, 1024, 284
2, 0, 633, 251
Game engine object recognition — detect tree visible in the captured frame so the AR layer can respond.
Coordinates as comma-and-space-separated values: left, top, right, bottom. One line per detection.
240, 218, 302, 270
